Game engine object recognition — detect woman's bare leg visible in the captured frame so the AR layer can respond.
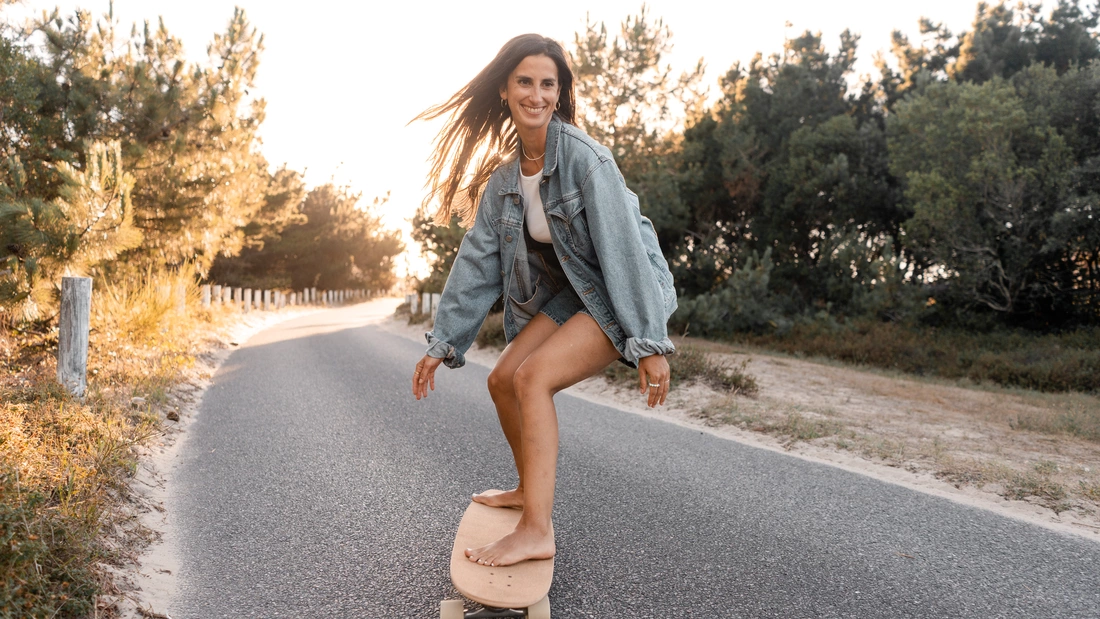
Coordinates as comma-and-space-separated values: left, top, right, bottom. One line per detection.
466, 313, 621, 566
476, 313, 560, 508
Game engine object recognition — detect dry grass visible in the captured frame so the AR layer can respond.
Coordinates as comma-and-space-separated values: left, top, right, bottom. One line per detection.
1, 268, 236, 618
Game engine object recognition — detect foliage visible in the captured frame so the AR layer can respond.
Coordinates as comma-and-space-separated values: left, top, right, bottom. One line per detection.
675, 27, 908, 314
0, 472, 96, 618
740, 319, 1100, 394
569, 5, 705, 241
209, 183, 404, 292
410, 204, 466, 294
2, 6, 270, 274
889, 63, 1100, 322
0, 141, 142, 322
669, 249, 785, 337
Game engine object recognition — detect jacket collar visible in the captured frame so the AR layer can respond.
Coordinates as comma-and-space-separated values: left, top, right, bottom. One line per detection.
498, 113, 563, 196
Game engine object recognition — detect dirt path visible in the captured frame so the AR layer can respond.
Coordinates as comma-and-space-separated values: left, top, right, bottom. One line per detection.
383, 317, 1100, 542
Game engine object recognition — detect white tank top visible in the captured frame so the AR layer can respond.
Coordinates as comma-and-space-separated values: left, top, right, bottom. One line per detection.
520, 170, 552, 243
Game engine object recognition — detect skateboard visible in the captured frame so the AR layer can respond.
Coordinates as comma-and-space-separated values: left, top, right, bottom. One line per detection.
440, 490, 553, 619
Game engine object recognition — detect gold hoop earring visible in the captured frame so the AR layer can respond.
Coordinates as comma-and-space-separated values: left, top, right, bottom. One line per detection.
501, 99, 508, 108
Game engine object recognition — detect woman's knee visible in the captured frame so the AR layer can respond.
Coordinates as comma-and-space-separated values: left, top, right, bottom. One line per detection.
512, 359, 555, 401
487, 365, 515, 400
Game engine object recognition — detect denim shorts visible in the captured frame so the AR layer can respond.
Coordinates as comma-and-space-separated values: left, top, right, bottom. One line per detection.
537, 284, 636, 368
538, 285, 590, 326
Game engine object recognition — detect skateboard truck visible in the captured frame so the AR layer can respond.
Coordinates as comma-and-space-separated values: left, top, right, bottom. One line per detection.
440, 598, 550, 619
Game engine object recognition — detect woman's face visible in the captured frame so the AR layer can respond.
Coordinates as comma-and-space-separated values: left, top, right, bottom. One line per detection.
500, 54, 560, 135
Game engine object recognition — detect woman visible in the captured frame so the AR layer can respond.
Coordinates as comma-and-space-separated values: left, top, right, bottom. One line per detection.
411, 34, 677, 568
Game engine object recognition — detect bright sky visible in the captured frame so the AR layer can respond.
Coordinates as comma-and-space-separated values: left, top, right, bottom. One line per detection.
7, 0, 1047, 278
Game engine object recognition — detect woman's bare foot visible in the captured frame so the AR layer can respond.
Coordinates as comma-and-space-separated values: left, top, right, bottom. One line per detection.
472, 488, 524, 509
465, 524, 555, 567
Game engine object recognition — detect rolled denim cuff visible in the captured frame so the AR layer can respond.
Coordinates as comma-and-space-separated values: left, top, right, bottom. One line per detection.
622, 336, 676, 365
425, 331, 466, 369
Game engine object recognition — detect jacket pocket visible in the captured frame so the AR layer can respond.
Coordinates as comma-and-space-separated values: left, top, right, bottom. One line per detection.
509, 275, 554, 324
547, 197, 591, 257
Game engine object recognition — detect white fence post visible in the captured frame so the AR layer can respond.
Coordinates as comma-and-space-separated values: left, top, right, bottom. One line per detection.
201, 284, 211, 307
421, 292, 430, 315
431, 293, 441, 318
223, 286, 231, 305
212, 285, 222, 305
174, 281, 187, 314
58, 276, 92, 397
243, 288, 252, 313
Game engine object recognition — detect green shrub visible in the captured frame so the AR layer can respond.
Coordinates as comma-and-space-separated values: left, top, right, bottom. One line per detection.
0, 471, 97, 618
669, 249, 786, 338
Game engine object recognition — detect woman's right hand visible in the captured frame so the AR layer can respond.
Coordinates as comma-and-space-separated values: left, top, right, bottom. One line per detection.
412, 355, 444, 400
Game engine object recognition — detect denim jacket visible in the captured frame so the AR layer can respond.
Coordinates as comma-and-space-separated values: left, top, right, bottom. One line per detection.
425, 114, 677, 368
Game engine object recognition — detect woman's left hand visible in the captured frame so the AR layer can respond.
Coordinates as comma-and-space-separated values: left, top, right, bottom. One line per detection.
637, 354, 671, 408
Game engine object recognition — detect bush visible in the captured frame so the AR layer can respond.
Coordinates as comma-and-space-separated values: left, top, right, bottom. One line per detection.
741, 319, 1100, 394
603, 343, 758, 395
0, 472, 97, 618
669, 249, 786, 338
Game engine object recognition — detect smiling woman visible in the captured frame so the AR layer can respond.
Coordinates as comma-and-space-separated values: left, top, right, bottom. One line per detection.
412, 35, 576, 229
409, 34, 678, 569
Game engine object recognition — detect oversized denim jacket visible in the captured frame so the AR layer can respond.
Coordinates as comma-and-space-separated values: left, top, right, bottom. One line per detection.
425, 114, 677, 368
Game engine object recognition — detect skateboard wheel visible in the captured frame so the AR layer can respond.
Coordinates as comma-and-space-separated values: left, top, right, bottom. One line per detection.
527, 595, 550, 619
440, 599, 464, 619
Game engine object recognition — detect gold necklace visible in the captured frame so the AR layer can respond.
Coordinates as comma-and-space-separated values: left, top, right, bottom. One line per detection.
521, 143, 545, 161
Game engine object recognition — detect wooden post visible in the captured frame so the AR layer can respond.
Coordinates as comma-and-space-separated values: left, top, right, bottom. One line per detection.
411, 294, 419, 314
431, 293, 441, 318
421, 292, 430, 315
201, 284, 211, 307
243, 288, 252, 313
212, 285, 222, 305
58, 276, 92, 397
222, 286, 231, 305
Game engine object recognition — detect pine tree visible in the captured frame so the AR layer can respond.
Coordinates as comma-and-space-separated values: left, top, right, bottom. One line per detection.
0, 142, 142, 321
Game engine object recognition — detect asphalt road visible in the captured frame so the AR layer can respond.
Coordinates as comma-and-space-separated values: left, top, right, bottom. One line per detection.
166, 300, 1100, 618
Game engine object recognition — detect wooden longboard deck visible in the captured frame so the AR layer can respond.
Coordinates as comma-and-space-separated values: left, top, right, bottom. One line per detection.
450, 491, 554, 609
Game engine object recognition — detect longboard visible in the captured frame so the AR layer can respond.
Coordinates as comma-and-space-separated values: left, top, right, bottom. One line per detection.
441, 490, 553, 619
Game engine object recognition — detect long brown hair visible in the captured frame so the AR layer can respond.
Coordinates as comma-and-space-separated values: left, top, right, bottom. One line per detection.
414, 34, 576, 227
